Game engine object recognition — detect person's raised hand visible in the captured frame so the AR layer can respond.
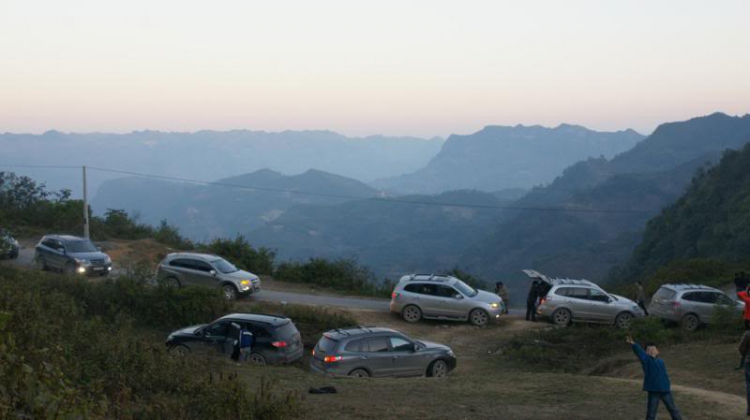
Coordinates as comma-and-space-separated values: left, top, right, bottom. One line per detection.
625, 335, 634, 345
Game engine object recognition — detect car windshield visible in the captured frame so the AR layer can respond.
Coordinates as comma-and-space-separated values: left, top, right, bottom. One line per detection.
212, 258, 238, 274
65, 240, 98, 253
453, 280, 478, 297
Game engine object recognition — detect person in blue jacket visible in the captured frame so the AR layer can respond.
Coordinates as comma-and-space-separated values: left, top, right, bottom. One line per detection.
627, 335, 683, 420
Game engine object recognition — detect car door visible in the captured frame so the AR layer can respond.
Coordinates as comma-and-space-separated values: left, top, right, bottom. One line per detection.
415, 284, 442, 318
387, 336, 423, 376
681, 292, 706, 321
49, 239, 67, 269
435, 285, 465, 319
179, 259, 211, 286
587, 289, 618, 323
201, 321, 231, 356
700, 292, 723, 323
189, 259, 217, 288
565, 287, 592, 320
362, 337, 394, 377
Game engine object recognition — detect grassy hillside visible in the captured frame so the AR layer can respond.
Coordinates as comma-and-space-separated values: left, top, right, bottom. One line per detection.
611, 142, 750, 286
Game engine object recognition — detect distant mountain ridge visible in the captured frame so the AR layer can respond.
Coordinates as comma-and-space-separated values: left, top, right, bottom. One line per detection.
373, 124, 643, 194
92, 168, 379, 241
0, 129, 443, 197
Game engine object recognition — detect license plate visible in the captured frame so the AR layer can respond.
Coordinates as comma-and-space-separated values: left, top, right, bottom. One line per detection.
92, 267, 104, 271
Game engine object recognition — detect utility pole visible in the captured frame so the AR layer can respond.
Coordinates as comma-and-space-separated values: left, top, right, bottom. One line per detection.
83, 165, 90, 239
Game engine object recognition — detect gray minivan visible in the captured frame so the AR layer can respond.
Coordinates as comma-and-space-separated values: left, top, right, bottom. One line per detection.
156, 252, 261, 300
648, 284, 743, 331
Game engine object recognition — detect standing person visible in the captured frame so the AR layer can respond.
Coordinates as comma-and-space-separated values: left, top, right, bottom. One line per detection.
636, 281, 649, 316
738, 284, 750, 331
526, 280, 539, 322
626, 335, 683, 420
739, 330, 750, 415
495, 281, 510, 314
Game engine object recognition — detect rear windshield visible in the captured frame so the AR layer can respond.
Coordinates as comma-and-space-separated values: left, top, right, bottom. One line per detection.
653, 288, 677, 301
317, 336, 338, 353
274, 321, 298, 339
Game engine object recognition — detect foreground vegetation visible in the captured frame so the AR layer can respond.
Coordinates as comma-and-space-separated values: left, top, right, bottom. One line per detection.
0, 267, 302, 420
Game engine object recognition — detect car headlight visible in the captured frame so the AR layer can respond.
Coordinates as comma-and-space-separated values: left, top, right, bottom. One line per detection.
240, 280, 251, 288
490, 302, 499, 309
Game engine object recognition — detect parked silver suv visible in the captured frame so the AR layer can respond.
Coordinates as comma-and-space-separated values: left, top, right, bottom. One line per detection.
156, 252, 260, 300
527, 270, 645, 328
648, 284, 743, 331
390, 274, 504, 326
310, 327, 456, 378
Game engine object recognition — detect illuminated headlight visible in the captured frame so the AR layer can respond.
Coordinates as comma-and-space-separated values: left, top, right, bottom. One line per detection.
76, 266, 86, 274
490, 303, 500, 309
240, 280, 251, 290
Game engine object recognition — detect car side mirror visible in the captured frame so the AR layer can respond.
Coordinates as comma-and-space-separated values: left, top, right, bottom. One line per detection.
210, 270, 217, 276
413, 344, 420, 352
454, 294, 463, 300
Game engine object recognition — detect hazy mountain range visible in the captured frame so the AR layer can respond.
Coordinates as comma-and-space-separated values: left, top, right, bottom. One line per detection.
0, 129, 442, 196
373, 124, 643, 194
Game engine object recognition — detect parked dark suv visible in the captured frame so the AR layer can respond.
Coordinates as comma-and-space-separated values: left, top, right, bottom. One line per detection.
165, 313, 303, 366
310, 327, 456, 378
34, 234, 112, 276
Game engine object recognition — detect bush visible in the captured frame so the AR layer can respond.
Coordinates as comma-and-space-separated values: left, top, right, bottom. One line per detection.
275, 258, 392, 297
202, 235, 275, 275
0, 267, 301, 420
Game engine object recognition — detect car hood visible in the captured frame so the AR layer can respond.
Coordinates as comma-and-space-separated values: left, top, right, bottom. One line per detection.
220, 269, 259, 281
170, 324, 207, 337
473, 289, 503, 304
68, 251, 109, 261
611, 294, 638, 307
418, 340, 452, 352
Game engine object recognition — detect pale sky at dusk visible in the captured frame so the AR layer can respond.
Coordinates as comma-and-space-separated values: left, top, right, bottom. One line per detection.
1, 0, 749, 137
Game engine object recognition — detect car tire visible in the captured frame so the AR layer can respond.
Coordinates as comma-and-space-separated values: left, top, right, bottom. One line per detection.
551, 308, 572, 326
169, 344, 190, 356
35, 255, 48, 271
248, 353, 267, 366
164, 276, 180, 289
64, 262, 76, 275
469, 309, 489, 326
615, 312, 634, 329
222, 284, 238, 300
681, 313, 700, 332
427, 359, 449, 378
402, 305, 422, 323
348, 368, 370, 378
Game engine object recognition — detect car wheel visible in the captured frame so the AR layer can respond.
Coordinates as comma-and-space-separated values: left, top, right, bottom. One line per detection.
35, 256, 48, 271
681, 313, 700, 332
402, 305, 422, 323
64, 262, 76, 275
348, 368, 370, 378
165, 277, 181, 289
169, 344, 190, 356
615, 312, 634, 329
248, 353, 267, 366
551, 308, 572, 326
428, 360, 449, 378
469, 309, 489, 326
222, 284, 238, 300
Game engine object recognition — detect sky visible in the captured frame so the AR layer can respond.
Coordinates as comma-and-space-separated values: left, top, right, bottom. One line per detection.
1, 0, 749, 138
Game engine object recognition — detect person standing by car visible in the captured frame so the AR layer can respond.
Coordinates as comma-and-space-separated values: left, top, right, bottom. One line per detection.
526, 280, 539, 322
495, 281, 510, 314
229, 322, 253, 362
738, 284, 750, 330
626, 335, 683, 420
635, 281, 649, 316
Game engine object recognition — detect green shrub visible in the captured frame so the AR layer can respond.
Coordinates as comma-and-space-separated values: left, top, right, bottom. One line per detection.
275, 258, 392, 297
0, 267, 301, 420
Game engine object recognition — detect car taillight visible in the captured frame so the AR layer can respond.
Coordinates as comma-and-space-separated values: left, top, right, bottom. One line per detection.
312, 348, 315, 356
271, 341, 288, 348
392, 291, 399, 299
324, 355, 342, 363
672, 301, 681, 309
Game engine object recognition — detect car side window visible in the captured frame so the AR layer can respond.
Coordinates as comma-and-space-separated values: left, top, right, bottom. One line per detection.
169, 258, 191, 269
404, 284, 421, 293
716, 294, 734, 306
389, 337, 413, 352
588, 289, 610, 302
437, 285, 459, 298
415, 283, 436, 296
190, 260, 213, 273
364, 337, 389, 353
245, 323, 271, 338
555, 287, 571, 297
344, 339, 362, 352
566, 288, 588, 300
205, 322, 229, 337
682, 292, 700, 302
701, 292, 719, 304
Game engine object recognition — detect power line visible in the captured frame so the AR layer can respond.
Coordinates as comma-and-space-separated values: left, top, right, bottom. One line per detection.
0, 163, 657, 215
